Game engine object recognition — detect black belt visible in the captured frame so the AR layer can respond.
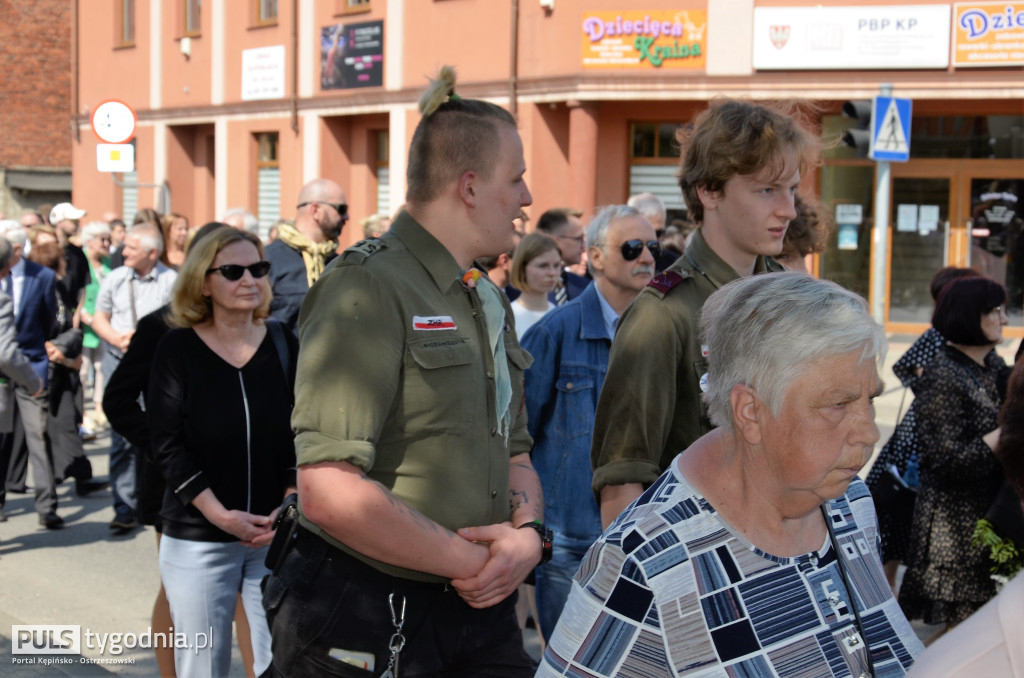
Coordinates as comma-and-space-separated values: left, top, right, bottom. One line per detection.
292, 524, 454, 593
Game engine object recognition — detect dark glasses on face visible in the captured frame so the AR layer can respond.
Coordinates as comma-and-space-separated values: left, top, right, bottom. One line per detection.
206, 261, 271, 281
297, 201, 348, 218
620, 239, 662, 261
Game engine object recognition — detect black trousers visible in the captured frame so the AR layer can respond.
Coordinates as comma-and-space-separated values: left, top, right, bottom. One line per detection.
262, 527, 535, 678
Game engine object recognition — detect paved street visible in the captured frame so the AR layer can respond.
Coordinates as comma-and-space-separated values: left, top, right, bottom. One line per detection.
0, 335, 1015, 675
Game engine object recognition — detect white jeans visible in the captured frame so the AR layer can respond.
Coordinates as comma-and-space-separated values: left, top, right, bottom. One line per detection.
159, 536, 272, 678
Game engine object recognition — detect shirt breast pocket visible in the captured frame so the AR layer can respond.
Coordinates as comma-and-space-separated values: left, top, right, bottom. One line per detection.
405, 338, 477, 433
553, 373, 596, 440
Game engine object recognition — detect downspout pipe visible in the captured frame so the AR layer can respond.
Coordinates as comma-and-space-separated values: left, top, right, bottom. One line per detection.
71, 0, 80, 142
509, 0, 518, 117
290, 0, 299, 134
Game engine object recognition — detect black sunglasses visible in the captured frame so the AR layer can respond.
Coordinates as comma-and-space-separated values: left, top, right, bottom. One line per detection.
297, 201, 348, 218
206, 261, 271, 281
620, 239, 662, 261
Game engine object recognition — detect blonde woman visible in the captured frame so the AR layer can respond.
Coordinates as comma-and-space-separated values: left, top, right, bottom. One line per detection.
147, 227, 296, 678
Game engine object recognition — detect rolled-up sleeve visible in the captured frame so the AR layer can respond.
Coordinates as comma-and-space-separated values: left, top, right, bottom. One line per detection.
292, 263, 404, 470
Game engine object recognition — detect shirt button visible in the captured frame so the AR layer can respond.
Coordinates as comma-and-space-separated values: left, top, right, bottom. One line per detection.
486, 371, 493, 379
491, 427, 498, 436
809, 555, 818, 566
566, 382, 574, 390
491, 490, 498, 498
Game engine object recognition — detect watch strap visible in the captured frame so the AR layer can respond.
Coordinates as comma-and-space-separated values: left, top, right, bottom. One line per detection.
517, 519, 554, 564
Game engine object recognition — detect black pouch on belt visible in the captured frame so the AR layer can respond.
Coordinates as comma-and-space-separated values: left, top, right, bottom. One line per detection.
265, 492, 300, 573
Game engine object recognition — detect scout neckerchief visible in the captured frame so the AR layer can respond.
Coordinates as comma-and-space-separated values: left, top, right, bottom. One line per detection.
464, 270, 512, 439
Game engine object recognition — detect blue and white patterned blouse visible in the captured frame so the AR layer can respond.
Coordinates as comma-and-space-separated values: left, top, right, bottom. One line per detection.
536, 464, 924, 677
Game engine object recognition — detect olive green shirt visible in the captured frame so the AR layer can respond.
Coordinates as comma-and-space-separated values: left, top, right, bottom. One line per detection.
590, 228, 783, 496
293, 212, 533, 582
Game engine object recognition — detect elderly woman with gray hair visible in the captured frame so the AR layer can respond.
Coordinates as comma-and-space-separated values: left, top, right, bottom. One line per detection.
537, 273, 924, 678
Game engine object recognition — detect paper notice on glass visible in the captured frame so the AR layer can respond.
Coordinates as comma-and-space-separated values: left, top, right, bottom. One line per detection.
897, 204, 918, 233
918, 205, 940, 234
835, 204, 863, 225
838, 223, 858, 250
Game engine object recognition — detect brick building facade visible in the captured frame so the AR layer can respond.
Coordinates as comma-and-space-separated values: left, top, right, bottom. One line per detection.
0, 0, 73, 219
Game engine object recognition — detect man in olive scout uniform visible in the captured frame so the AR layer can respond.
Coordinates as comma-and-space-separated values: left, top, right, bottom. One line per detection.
262, 66, 546, 678
591, 99, 821, 528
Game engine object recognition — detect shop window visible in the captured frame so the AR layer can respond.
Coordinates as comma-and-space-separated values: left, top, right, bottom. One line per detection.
255, 0, 277, 25
117, 0, 135, 46
183, 0, 201, 37
256, 133, 280, 239
337, 0, 371, 15
629, 122, 686, 216
631, 122, 680, 159
826, 114, 1024, 161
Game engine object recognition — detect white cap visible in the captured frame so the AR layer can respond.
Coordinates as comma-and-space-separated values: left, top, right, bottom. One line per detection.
49, 202, 87, 224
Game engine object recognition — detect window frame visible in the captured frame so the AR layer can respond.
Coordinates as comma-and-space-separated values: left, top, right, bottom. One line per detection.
253, 0, 278, 27
336, 0, 371, 17
116, 0, 136, 48
183, 0, 202, 38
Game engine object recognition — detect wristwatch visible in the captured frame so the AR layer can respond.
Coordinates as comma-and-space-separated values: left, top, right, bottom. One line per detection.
517, 520, 554, 564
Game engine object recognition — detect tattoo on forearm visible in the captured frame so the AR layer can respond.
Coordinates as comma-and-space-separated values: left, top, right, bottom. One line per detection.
357, 471, 456, 539
509, 488, 529, 513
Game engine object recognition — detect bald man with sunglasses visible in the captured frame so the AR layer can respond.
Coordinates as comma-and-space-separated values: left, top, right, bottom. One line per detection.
265, 178, 349, 336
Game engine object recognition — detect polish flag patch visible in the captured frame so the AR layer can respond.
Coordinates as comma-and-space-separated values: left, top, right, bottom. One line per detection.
413, 315, 456, 331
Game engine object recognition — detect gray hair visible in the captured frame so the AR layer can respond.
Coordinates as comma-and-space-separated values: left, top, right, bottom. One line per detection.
627, 192, 666, 223
0, 236, 12, 270
81, 221, 111, 242
221, 208, 260, 235
585, 205, 641, 277
0, 220, 27, 248
700, 272, 886, 431
129, 223, 164, 255
585, 204, 641, 249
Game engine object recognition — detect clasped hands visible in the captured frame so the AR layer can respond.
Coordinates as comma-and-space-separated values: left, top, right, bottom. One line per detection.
450, 521, 543, 609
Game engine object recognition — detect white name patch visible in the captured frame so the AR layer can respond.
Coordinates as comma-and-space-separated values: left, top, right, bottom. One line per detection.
412, 315, 456, 331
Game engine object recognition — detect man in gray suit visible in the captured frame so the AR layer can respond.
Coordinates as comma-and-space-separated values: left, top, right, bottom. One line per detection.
0, 234, 44, 523
0, 222, 61, 529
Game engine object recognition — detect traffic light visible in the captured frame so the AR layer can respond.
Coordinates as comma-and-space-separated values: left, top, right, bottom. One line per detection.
841, 100, 872, 158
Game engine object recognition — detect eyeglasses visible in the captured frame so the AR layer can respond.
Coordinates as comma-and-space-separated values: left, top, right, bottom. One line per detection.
206, 261, 271, 281
297, 201, 348, 218
619, 239, 662, 261
989, 306, 1005, 315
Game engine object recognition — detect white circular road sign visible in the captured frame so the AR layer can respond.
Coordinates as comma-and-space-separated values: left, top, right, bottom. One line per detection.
90, 99, 137, 144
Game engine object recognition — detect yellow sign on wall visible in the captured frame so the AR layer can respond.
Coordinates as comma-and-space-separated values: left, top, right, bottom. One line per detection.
581, 11, 707, 70
953, 2, 1024, 66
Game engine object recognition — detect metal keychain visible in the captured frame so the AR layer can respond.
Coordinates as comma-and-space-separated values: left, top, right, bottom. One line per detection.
380, 593, 406, 678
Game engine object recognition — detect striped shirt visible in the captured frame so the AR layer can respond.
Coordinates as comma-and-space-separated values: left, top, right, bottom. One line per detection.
537, 468, 924, 677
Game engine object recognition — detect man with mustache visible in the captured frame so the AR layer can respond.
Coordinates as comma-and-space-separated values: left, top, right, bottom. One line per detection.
521, 204, 658, 640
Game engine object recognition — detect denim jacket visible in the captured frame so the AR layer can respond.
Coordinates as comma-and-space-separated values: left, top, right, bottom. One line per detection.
521, 282, 610, 549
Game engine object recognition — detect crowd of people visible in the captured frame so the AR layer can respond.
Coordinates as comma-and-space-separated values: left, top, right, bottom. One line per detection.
1, 64, 1022, 678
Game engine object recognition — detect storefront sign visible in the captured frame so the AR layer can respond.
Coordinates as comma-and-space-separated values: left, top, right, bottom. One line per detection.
953, 2, 1024, 67
753, 5, 951, 70
242, 45, 286, 101
320, 20, 384, 90
581, 11, 707, 69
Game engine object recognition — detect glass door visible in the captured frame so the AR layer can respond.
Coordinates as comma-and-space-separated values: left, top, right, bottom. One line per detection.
968, 178, 1024, 329
888, 178, 950, 325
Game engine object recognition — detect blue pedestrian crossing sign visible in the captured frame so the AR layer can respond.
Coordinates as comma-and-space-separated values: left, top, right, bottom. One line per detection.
870, 96, 912, 162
